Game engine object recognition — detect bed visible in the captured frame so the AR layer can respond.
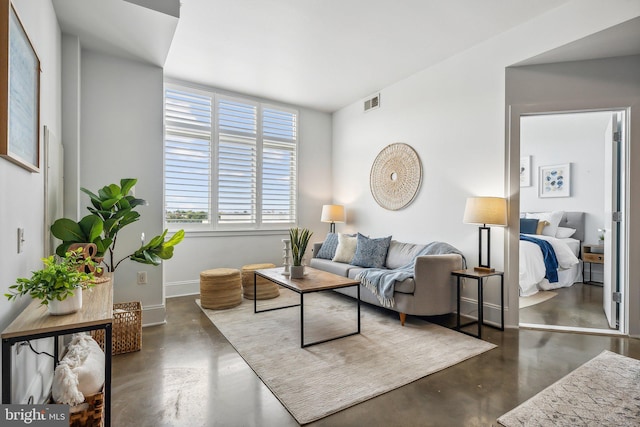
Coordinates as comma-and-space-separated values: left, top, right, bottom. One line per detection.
519, 211, 584, 297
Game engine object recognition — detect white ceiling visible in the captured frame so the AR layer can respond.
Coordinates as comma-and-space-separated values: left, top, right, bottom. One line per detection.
53, 0, 640, 113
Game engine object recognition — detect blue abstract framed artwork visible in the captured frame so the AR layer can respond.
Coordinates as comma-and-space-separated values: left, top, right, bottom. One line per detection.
539, 163, 570, 198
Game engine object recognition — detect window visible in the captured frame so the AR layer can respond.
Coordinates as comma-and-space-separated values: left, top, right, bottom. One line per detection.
164, 84, 298, 231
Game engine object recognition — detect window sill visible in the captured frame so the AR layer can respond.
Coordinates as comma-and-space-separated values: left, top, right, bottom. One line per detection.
167, 228, 292, 238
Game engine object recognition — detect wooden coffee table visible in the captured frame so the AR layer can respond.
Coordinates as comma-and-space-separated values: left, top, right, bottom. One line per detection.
254, 267, 361, 348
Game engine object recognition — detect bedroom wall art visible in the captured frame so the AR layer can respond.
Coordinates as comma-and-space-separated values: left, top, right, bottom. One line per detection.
0, 0, 41, 172
539, 163, 571, 198
520, 156, 531, 187
370, 142, 422, 210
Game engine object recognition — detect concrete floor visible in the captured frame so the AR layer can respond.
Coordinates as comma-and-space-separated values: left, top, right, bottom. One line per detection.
112, 296, 640, 427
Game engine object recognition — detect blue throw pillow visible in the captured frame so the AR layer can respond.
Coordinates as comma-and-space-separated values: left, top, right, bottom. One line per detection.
316, 233, 339, 259
351, 233, 392, 269
520, 218, 539, 235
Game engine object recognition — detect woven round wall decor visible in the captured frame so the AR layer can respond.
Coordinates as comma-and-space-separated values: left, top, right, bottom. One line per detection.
370, 143, 422, 211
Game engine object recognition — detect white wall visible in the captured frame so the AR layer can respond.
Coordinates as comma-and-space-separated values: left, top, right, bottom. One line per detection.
0, 0, 61, 404
332, 1, 640, 328
520, 111, 611, 244
79, 50, 166, 324
164, 105, 333, 296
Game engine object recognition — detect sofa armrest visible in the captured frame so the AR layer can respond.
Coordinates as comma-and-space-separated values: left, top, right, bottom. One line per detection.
411, 254, 463, 314
312, 242, 323, 258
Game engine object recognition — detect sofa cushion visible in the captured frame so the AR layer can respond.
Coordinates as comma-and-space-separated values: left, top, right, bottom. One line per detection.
385, 240, 426, 269
316, 233, 339, 259
351, 233, 392, 268
332, 233, 358, 263
309, 258, 352, 277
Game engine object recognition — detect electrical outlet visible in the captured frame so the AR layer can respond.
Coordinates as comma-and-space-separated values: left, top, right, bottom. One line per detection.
137, 271, 148, 285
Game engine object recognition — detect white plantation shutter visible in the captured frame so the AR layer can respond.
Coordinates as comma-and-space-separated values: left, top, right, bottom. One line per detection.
262, 107, 297, 224
217, 98, 257, 225
164, 88, 212, 225
164, 84, 298, 230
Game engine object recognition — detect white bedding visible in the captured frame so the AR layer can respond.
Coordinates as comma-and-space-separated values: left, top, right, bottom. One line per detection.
519, 235, 581, 297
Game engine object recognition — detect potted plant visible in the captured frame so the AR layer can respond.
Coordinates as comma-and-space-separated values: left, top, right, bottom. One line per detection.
289, 227, 312, 278
5, 248, 98, 315
50, 178, 184, 275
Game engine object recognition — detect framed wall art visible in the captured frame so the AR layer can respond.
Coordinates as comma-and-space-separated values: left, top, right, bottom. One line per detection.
539, 163, 571, 198
520, 156, 531, 187
0, 0, 41, 172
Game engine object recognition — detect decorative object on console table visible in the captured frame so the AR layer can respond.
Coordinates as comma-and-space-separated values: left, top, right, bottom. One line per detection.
582, 243, 604, 285
463, 197, 507, 273
370, 143, 422, 210
320, 204, 345, 233
0, 0, 41, 173
289, 227, 313, 279
4, 248, 97, 315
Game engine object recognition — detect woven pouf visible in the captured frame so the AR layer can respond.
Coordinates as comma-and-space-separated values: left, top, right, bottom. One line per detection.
200, 268, 242, 310
241, 263, 280, 300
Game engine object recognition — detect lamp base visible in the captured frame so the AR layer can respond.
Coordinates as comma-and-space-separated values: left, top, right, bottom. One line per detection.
473, 266, 495, 273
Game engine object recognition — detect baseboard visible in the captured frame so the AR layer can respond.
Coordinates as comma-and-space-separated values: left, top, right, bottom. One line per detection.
166, 280, 199, 298
142, 304, 166, 326
459, 296, 506, 328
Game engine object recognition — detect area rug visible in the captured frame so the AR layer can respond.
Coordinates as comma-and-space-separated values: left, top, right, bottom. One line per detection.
519, 291, 557, 309
197, 290, 495, 424
497, 350, 640, 426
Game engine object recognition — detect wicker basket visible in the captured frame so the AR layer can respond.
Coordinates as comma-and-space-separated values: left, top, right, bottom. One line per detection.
92, 301, 142, 355
69, 390, 104, 427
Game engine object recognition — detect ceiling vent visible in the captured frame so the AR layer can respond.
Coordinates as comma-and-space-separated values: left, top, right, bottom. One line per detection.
364, 93, 380, 112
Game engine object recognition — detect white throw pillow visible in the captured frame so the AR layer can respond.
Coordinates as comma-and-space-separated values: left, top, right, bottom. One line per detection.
526, 211, 564, 237
52, 333, 105, 405
332, 233, 357, 263
555, 226, 576, 239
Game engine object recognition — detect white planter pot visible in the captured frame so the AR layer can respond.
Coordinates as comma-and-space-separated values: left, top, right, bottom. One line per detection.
290, 265, 305, 279
48, 288, 82, 315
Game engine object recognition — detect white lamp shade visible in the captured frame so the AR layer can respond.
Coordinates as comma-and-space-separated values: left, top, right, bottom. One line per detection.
321, 205, 345, 223
463, 197, 507, 226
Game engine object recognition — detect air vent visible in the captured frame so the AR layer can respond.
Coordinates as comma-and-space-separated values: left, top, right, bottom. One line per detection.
364, 93, 380, 112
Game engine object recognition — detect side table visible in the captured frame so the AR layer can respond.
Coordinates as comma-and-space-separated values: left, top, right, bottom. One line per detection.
582, 243, 604, 285
451, 269, 504, 339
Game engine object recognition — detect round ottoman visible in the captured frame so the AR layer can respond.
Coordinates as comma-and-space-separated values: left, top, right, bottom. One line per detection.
241, 263, 280, 300
200, 268, 242, 310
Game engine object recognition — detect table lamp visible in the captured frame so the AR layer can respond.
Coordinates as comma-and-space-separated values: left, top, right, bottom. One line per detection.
321, 205, 345, 233
463, 197, 507, 272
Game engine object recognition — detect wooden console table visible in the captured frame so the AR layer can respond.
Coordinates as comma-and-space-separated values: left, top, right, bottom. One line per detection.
2, 281, 113, 426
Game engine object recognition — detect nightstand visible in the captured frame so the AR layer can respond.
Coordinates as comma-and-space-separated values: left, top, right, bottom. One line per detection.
451, 269, 504, 339
582, 244, 604, 285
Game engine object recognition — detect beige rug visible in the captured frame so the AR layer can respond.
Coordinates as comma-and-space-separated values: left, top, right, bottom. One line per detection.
197, 290, 496, 424
497, 350, 640, 426
519, 291, 557, 309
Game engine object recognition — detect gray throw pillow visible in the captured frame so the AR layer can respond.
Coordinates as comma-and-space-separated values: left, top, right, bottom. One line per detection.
351, 233, 392, 269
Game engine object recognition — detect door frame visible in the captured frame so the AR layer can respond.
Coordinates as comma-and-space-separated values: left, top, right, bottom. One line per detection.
505, 102, 631, 335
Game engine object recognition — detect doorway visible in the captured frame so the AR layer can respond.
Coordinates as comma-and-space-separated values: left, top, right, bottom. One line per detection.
516, 110, 627, 334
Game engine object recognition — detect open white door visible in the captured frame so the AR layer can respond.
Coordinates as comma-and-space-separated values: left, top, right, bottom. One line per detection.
603, 113, 621, 329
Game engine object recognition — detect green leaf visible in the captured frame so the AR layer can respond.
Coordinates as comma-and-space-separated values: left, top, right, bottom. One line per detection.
51, 218, 85, 241
165, 230, 184, 247
78, 215, 103, 242
120, 178, 137, 196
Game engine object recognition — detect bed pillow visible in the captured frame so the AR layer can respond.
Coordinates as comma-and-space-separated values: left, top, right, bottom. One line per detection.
519, 218, 539, 235
332, 233, 358, 263
536, 220, 549, 235
556, 226, 576, 239
526, 211, 564, 237
351, 233, 392, 269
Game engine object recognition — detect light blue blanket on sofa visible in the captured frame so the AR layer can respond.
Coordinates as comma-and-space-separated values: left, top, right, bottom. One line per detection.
356, 241, 466, 308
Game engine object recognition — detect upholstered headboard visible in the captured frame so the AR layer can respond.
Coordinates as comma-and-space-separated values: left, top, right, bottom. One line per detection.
560, 211, 585, 242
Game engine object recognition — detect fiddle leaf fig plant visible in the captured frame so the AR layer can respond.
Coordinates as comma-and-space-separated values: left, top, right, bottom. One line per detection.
5, 248, 97, 306
51, 178, 185, 273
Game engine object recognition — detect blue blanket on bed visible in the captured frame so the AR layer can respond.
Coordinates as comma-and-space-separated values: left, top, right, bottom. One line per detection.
520, 234, 559, 283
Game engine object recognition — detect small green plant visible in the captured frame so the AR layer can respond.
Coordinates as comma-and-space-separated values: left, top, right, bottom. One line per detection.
5, 248, 98, 306
289, 227, 313, 266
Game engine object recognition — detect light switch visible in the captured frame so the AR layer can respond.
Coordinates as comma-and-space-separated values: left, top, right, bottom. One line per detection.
17, 228, 24, 253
